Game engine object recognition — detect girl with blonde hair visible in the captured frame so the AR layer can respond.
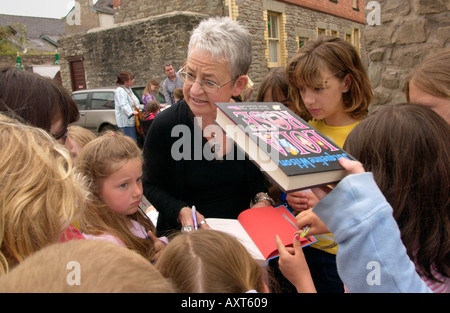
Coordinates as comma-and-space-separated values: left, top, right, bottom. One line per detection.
156, 229, 294, 293
66, 125, 96, 165
76, 131, 166, 262
0, 114, 88, 275
142, 77, 160, 109
405, 49, 450, 123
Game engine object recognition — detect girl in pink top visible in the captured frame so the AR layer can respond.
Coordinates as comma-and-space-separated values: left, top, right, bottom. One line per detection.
76, 131, 166, 262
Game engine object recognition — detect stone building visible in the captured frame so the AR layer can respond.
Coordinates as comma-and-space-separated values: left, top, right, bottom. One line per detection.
65, 0, 116, 35
58, 0, 366, 94
0, 14, 65, 80
364, 0, 450, 107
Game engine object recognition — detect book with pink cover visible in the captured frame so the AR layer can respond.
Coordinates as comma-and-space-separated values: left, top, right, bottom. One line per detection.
206, 205, 317, 263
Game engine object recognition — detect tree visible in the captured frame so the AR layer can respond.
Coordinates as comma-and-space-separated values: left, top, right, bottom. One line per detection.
0, 23, 28, 57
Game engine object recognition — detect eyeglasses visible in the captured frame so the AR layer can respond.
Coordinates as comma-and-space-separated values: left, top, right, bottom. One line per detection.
178, 69, 238, 94
53, 128, 68, 144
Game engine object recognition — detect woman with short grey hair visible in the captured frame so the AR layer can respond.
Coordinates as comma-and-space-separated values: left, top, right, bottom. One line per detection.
142, 17, 271, 235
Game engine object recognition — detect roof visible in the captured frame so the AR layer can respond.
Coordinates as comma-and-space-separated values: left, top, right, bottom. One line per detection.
0, 14, 65, 38
92, 0, 115, 15
0, 14, 65, 53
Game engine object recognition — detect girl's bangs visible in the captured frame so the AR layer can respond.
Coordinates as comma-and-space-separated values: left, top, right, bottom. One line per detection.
293, 56, 327, 89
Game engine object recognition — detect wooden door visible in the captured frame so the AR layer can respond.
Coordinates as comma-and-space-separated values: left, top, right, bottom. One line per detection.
69, 56, 87, 91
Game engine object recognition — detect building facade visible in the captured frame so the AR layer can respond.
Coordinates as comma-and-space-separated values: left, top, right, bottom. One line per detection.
58, 0, 366, 95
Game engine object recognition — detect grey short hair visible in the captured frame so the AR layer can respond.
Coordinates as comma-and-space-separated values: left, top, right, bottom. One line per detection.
188, 17, 252, 78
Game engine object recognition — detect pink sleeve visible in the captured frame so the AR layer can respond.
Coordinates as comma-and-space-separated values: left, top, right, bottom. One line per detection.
82, 233, 126, 247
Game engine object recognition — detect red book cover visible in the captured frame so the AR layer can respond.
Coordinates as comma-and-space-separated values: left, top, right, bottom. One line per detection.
206, 206, 316, 261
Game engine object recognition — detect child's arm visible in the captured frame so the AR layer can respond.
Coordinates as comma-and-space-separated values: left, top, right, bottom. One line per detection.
276, 234, 316, 293
311, 158, 431, 293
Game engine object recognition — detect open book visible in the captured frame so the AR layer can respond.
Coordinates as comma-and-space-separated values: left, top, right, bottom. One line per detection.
206, 205, 317, 264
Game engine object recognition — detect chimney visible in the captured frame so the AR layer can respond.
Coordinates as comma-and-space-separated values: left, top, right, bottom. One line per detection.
113, 0, 121, 8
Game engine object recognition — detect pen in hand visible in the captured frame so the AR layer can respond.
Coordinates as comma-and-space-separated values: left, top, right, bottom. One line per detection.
282, 213, 312, 242
192, 205, 198, 230
299, 225, 311, 238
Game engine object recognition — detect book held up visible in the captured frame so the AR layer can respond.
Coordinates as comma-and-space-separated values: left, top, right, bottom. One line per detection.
215, 102, 354, 193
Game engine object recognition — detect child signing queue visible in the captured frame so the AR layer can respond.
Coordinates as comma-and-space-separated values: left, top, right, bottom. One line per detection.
75, 131, 166, 262
285, 36, 373, 292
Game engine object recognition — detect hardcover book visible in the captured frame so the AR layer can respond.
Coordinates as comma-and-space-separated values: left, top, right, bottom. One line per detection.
215, 102, 353, 192
205, 205, 317, 264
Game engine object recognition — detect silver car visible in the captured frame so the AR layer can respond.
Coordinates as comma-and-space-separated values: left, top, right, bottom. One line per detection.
72, 87, 146, 134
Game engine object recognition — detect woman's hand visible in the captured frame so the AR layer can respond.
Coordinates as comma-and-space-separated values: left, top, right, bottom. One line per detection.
178, 207, 210, 230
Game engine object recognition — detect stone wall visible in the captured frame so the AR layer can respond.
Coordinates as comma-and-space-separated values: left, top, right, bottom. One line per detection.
0, 54, 57, 70
239, 0, 367, 93
58, 12, 208, 90
364, 0, 450, 107
114, 0, 225, 23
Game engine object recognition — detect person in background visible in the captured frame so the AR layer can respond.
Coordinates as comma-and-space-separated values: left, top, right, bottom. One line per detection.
162, 63, 184, 106
256, 66, 310, 293
141, 100, 160, 137
65, 125, 96, 166
114, 71, 140, 142
0, 67, 79, 145
405, 48, 450, 123
173, 87, 184, 105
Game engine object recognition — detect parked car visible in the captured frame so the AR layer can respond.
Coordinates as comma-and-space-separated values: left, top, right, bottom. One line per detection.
71, 86, 147, 134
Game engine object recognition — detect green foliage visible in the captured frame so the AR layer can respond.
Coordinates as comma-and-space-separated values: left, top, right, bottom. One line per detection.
0, 23, 28, 56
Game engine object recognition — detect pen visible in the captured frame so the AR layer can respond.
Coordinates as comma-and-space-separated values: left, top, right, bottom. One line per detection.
192, 205, 198, 230
300, 225, 311, 238
282, 213, 300, 231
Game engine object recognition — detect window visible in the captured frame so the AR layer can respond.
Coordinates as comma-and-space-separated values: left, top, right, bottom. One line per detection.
353, 28, 360, 54
353, 0, 360, 10
298, 37, 308, 50
317, 28, 327, 37
267, 12, 281, 67
72, 93, 88, 110
345, 33, 352, 44
330, 30, 338, 37
91, 92, 115, 110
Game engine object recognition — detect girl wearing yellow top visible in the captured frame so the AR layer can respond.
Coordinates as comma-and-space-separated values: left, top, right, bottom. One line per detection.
286, 36, 373, 293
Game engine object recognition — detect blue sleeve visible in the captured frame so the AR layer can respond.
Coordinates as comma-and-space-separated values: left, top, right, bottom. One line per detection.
313, 173, 431, 293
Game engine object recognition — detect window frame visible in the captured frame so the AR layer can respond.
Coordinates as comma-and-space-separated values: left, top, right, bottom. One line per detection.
267, 11, 282, 68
